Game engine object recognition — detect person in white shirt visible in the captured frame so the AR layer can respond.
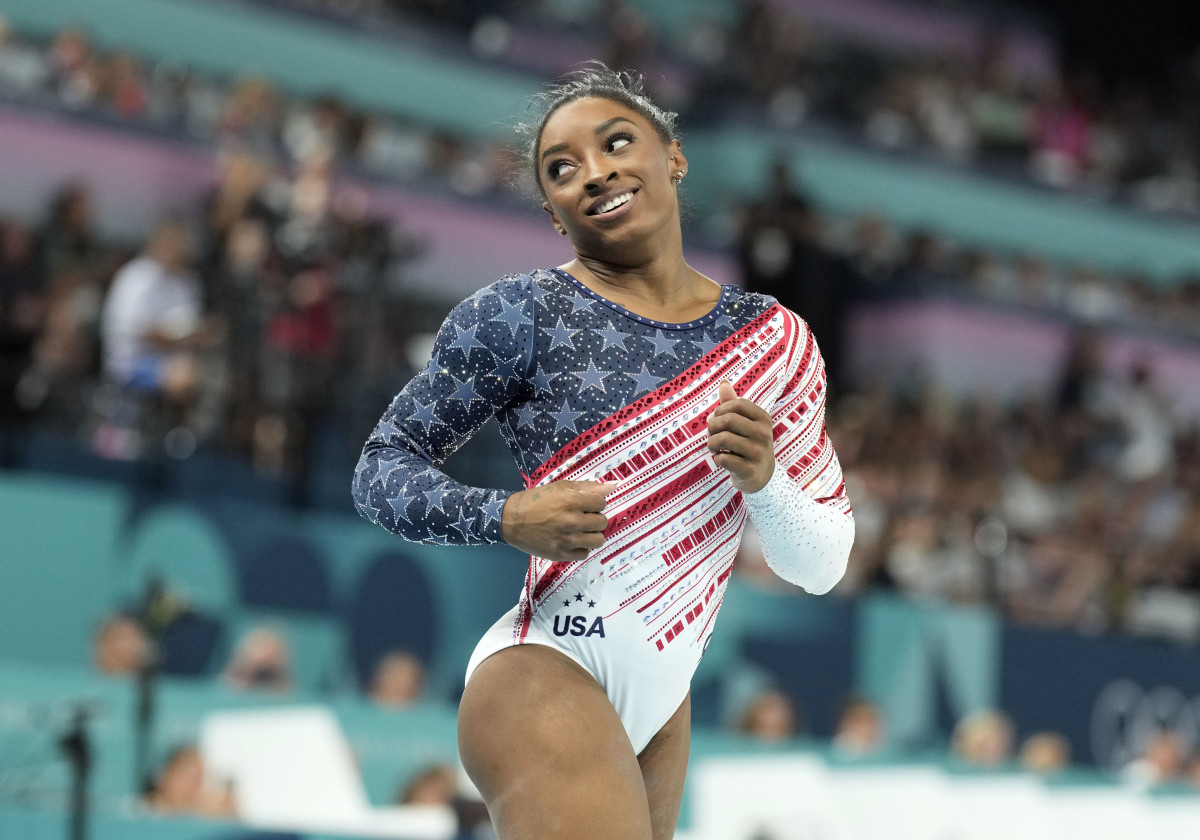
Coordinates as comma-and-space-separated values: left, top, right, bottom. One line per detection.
100, 217, 212, 405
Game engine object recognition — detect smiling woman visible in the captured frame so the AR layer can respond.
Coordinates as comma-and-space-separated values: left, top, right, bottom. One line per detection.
353, 64, 855, 840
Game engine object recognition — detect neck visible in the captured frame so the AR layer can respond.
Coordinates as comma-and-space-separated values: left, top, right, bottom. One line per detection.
566, 223, 705, 307
574, 253, 691, 301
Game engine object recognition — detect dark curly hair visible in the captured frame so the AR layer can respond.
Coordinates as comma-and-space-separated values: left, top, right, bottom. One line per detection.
517, 63, 680, 198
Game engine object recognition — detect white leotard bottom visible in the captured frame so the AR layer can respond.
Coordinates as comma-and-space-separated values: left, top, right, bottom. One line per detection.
465, 605, 693, 755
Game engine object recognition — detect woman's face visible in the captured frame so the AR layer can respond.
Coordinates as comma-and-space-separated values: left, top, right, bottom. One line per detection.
537, 96, 685, 258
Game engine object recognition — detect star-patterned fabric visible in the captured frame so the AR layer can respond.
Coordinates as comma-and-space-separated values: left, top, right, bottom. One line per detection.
353, 268, 775, 545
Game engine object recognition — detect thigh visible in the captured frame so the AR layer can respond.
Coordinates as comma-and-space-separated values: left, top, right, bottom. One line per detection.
638, 693, 691, 840
458, 645, 654, 840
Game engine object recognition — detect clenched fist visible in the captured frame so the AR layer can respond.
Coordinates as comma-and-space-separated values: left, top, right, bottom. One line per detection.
501, 481, 619, 562
707, 379, 775, 494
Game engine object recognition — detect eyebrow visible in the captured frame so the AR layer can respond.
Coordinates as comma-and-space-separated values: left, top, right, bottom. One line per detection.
539, 116, 638, 162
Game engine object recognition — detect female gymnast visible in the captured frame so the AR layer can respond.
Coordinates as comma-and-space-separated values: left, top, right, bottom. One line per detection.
353, 66, 855, 840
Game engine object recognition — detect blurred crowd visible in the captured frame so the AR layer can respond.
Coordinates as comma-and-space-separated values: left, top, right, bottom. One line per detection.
733, 189, 1200, 645
2, 2, 1200, 217
237, 0, 1200, 218
0, 146, 427, 490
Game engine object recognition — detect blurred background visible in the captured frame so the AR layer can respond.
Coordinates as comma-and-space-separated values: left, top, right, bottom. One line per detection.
1, 0, 1200, 838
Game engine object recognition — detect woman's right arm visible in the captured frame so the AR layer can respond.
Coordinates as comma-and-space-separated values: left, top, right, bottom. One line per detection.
352, 277, 534, 546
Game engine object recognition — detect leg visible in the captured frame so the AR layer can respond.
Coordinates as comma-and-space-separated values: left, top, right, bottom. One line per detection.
639, 694, 690, 840
459, 645, 654, 840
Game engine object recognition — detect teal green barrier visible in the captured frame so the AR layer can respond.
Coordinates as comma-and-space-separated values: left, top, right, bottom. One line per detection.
333, 698, 459, 805
0, 475, 126, 666
856, 593, 1000, 751
118, 504, 241, 613
684, 128, 1200, 282
0, 0, 539, 137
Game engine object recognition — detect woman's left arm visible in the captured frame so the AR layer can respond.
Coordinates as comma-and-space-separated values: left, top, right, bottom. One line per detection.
706, 323, 854, 594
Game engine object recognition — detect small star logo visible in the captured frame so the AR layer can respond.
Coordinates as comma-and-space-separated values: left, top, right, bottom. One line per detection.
588, 600, 596, 608
563, 599, 570, 607
575, 593, 583, 602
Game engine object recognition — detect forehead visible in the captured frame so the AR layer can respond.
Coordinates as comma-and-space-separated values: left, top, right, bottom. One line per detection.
538, 96, 653, 151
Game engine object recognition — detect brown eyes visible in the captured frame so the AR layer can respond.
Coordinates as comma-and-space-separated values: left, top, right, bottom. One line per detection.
546, 132, 636, 183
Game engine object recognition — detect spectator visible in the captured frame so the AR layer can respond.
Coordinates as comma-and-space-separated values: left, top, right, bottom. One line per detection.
1029, 75, 1092, 188
93, 612, 149, 677
369, 649, 426, 709
737, 688, 801, 744
1122, 730, 1186, 787
396, 763, 457, 806
99, 216, 220, 443
144, 745, 237, 819
1019, 731, 1071, 775
951, 709, 1014, 768
223, 626, 294, 693
833, 696, 884, 757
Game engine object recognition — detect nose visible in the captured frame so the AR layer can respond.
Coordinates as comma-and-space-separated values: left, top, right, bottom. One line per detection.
581, 155, 618, 195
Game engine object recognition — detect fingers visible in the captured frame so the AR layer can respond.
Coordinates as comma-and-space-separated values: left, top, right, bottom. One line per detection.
711, 395, 771, 423
561, 480, 620, 495
707, 410, 768, 442
557, 480, 619, 513
574, 512, 609, 533
718, 379, 737, 403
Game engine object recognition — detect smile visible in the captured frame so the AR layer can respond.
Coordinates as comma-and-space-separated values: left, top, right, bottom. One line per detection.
588, 190, 636, 216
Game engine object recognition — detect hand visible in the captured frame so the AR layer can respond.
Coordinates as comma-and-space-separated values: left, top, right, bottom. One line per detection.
707, 379, 775, 494
501, 481, 619, 562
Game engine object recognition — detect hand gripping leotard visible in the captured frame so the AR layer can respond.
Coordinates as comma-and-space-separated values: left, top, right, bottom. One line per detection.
354, 268, 854, 752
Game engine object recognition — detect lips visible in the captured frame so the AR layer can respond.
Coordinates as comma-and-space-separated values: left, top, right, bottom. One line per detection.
587, 188, 638, 216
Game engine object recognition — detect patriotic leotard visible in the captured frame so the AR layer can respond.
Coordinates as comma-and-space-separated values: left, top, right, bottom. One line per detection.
354, 268, 852, 752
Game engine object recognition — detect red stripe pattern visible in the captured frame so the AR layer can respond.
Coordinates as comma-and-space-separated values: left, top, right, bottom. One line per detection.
509, 304, 850, 654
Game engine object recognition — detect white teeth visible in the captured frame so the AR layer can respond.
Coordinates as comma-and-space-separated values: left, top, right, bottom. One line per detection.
596, 192, 632, 214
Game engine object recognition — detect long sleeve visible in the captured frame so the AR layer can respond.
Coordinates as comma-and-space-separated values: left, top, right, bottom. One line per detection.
353, 276, 535, 545
743, 318, 854, 594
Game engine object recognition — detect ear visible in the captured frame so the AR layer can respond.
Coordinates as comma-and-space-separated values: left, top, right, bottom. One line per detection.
667, 139, 688, 181
543, 202, 567, 237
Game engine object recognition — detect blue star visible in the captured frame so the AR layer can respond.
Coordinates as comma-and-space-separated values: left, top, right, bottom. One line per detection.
452, 379, 483, 407
491, 296, 528, 335
570, 292, 594, 313
576, 360, 612, 395
450, 323, 486, 354
550, 401, 583, 433
596, 325, 628, 352
357, 498, 381, 522
409, 400, 440, 434
515, 403, 539, 427
375, 418, 403, 441
529, 279, 553, 305
451, 512, 476, 539
533, 440, 555, 465
629, 363, 660, 394
544, 318, 576, 352
649, 329, 680, 358
388, 495, 416, 525
371, 455, 402, 487
424, 486, 451, 515
411, 467, 440, 486
499, 353, 527, 385
530, 363, 557, 396
481, 498, 506, 523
